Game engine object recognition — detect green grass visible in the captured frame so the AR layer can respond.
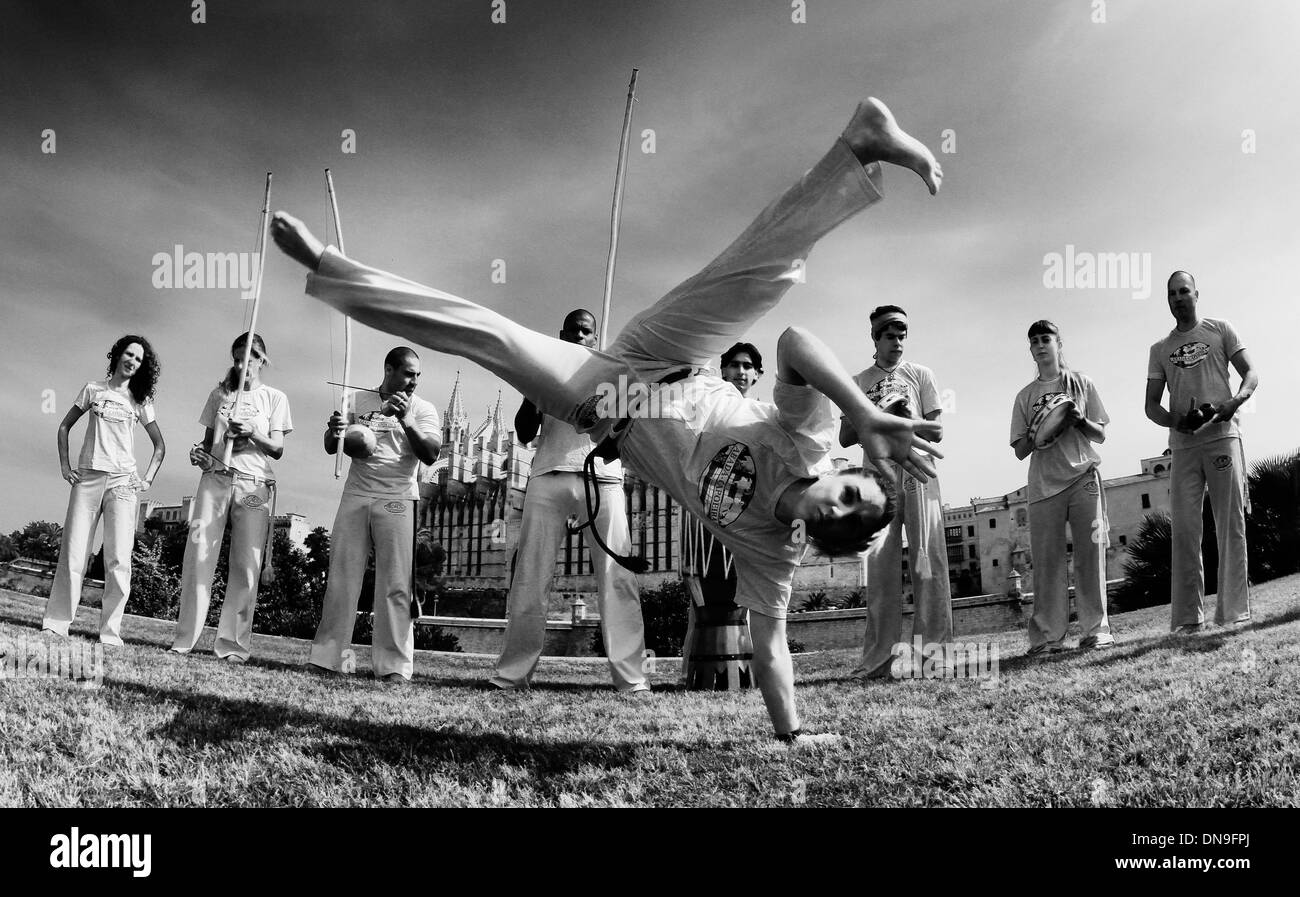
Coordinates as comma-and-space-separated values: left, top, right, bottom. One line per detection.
2, 576, 1298, 807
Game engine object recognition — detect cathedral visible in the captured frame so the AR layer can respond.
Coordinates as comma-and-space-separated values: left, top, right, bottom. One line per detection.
417, 375, 685, 602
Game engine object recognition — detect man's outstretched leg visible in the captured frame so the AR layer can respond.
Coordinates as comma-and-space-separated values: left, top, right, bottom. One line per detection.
272, 214, 629, 443
609, 97, 942, 382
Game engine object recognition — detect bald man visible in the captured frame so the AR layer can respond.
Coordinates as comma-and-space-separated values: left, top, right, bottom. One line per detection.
1145, 271, 1258, 633
311, 347, 442, 681
491, 310, 650, 693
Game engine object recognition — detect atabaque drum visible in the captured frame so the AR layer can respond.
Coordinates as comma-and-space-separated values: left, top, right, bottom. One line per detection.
679, 514, 753, 690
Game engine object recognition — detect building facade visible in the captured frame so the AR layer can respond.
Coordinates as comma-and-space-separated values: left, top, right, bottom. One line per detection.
943, 452, 1174, 597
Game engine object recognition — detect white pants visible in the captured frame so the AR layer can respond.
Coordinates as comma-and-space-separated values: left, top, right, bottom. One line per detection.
43, 469, 138, 645
1027, 469, 1112, 647
854, 464, 953, 677
311, 493, 416, 679
171, 470, 272, 660
306, 140, 882, 441
303, 137, 883, 696
491, 473, 647, 690
1170, 437, 1250, 629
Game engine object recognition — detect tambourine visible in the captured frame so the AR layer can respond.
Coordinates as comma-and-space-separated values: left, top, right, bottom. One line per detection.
1029, 394, 1077, 449
874, 388, 914, 419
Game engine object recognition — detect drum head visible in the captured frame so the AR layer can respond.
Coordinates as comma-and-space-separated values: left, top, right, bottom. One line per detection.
1032, 396, 1076, 449
876, 389, 913, 418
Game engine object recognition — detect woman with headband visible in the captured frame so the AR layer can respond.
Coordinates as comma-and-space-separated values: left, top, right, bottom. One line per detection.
1010, 320, 1114, 655
171, 332, 293, 662
43, 335, 165, 645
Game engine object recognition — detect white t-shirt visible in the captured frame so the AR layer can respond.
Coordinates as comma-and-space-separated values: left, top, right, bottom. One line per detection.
529, 413, 621, 483
343, 390, 442, 500
74, 380, 156, 474
849, 361, 941, 469
200, 383, 293, 480
1148, 318, 1245, 450
620, 375, 836, 619
1011, 372, 1108, 503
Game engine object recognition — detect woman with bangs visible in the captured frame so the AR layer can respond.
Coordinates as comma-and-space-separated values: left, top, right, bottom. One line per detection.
1010, 320, 1115, 655
170, 332, 293, 662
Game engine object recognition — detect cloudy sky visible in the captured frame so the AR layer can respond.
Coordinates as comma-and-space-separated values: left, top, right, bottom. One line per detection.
2, 0, 1296, 535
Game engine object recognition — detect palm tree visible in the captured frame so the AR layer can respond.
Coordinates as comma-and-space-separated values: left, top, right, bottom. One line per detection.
1111, 512, 1173, 612
1113, 449, 1300, 612
1247, 451, 1300, 580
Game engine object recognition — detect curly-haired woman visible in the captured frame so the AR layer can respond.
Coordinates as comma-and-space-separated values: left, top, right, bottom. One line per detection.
43, 335, 166, 645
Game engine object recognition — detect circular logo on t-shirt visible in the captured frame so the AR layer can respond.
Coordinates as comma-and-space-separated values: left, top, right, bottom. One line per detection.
91, 398, 134, 424
574, 394, 603, 432
1169, 342, 1211, 369
357, 411, 400, 433
698, 443, 756, 527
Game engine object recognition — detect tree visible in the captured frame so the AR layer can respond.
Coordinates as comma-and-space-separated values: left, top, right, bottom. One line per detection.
15, 521, 62, 562
592, 579, 690, 658
1247, 451, 1300, 581
1111, 512, 1172, 612
0, 532, 19, 563
128, 538, 181, 621
413, 528, 445, 612
304, 526, 330, 582
254, 530, 324, 640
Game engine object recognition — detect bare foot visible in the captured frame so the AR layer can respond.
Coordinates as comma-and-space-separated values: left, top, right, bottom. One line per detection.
841, 98, 943, 195
270, 211, 326, 271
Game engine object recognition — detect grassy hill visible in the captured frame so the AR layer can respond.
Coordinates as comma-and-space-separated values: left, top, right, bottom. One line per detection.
2, 575, 1297, 807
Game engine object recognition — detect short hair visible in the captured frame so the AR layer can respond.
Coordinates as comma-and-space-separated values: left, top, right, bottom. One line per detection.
720, 341, 764, 373
869, 305, 909, 340
231, 331, 269, 362
1168, 270, 1196, 288
223, 332, 269, 392
805, 467, 897, 556
384, 346, 419, 370
563, 309, 597, 330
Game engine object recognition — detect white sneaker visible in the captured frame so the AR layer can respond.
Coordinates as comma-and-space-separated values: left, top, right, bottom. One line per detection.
1078, 634, 1115, 650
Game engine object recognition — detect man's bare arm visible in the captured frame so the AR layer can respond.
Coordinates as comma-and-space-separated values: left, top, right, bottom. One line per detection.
776, 326, 941, 480
1144, 377, 1178, 430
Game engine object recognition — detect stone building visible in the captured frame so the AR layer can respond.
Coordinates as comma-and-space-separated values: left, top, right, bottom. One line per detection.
943, 452, 1174, 597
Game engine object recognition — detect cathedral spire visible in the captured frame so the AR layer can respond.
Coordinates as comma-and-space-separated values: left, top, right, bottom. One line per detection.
445, 371, 468, 432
